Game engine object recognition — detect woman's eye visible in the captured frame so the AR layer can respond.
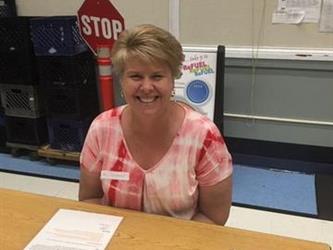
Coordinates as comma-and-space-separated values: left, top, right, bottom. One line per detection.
130, 75, 141, 80
153, 75, 163, 80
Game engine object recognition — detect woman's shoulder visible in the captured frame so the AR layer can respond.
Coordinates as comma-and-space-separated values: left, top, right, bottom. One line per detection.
182, 107, 221, 137
90, 105, 125, 128
95, 105, 125, 120
186, 108, 216, 128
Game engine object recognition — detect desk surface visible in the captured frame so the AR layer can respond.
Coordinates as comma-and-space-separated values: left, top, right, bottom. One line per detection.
0, 188, 330, 250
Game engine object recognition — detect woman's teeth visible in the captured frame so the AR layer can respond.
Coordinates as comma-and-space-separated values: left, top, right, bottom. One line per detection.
138, 96, 157, 103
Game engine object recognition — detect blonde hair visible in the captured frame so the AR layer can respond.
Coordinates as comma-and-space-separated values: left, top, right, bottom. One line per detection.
111, 24, 184, 79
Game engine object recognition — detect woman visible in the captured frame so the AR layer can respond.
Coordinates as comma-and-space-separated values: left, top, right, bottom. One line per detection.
79, 24, 233, 225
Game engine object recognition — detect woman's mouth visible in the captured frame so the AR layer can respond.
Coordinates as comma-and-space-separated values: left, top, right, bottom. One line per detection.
137, 96, 159, 103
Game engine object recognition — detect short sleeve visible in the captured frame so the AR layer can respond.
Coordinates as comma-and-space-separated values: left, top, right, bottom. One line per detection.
195, 126, 233, 186
80, 119, 103, 173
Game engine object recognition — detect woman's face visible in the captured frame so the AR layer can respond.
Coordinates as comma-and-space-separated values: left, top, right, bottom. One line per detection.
121, 58, 174, 116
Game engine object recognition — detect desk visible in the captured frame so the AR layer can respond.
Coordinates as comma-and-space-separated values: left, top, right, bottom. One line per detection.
0, 188, 330, 250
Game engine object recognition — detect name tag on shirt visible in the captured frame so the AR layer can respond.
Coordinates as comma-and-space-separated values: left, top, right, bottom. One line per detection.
101, 170, 130, 181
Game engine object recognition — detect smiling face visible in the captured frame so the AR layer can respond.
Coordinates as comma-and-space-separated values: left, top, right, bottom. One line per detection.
121, 58, 174, 117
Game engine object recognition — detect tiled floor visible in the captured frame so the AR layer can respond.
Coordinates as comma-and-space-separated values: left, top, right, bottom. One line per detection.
1, 171, 332, 248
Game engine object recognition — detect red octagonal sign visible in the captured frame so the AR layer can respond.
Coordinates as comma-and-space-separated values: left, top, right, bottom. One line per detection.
77, 0, 125, 54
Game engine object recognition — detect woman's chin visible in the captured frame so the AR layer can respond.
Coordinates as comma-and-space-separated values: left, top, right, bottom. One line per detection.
137, 104, 166, 116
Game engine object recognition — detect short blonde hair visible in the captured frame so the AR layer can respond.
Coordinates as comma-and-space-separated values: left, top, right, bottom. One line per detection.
111, 24, 184, 79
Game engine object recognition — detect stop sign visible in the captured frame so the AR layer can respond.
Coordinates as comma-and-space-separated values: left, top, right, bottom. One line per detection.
77, 0, 125, 54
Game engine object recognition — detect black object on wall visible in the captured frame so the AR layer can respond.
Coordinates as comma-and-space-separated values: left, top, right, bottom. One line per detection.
213, 45, 225, 134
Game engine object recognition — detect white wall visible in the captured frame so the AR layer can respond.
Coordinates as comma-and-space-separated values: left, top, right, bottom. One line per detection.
16, 0, 333, 49
16, 0, 169, 31
180, 0, 333, 49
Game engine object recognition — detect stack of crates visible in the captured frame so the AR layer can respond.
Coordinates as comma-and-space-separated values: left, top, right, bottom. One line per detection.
0, 0, 16, 149
30, 16, 99, 152
0, 16, 49, 147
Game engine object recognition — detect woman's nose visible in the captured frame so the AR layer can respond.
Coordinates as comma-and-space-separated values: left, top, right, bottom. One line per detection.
141, 77, 154, 91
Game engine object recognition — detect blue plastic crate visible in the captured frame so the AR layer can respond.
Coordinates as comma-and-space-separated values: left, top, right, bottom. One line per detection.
30, 16, 88, 56
44, 84, 99, 120
47, 117, 92, 152
37, 51, 96, 86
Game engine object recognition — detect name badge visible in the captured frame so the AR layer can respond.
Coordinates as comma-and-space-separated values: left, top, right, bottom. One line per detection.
101, 170, 130, 181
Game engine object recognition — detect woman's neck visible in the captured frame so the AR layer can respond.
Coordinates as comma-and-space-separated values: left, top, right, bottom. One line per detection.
124, 103, 176, 137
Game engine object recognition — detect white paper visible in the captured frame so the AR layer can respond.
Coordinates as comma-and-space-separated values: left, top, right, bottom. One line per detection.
277, 0, 322, 22
24, 209, 123, 250
320, 0, 333, 32
272, 9, 305, 23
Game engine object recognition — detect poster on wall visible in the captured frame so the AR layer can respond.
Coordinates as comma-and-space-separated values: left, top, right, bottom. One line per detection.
175, 45, 225, 132
274, 0, 322, 23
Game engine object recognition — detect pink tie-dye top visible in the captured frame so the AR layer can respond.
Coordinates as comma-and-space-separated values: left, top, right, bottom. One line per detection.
80, 105, 232, 220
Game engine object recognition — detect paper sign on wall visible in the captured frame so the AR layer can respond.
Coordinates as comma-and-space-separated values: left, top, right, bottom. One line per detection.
175, 50, 217, 121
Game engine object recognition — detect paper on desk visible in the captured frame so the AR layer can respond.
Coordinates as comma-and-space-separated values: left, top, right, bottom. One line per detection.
24, 209, 123, 250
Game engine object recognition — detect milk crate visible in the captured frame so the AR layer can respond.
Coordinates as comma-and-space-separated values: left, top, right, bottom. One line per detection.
0, 84, 45, 118
30, 16, 87, 56
37, 51, 96, 86
5, 116, 48, 145
0, 94, 3, 113
0, 17, 32, 53
0, 113, 6, 147
44, 84, 99, 119
47, 117, 92, 152
0, 50, 38, 84
0, 0, 17, 17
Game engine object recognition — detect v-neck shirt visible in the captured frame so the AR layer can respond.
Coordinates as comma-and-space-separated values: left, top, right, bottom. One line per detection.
80, 105, 232, 220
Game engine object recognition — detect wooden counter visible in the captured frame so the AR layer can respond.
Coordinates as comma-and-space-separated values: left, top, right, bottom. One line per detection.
0, 188, 330, 250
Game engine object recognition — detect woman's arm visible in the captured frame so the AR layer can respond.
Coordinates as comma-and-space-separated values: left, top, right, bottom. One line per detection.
193, 175, 232, 225
191, 212, 215, 224
78, 167, 104, 204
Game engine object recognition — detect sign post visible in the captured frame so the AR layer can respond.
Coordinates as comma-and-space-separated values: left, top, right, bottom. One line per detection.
77, 0, 125, 111
96, 45, 114, 110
